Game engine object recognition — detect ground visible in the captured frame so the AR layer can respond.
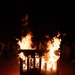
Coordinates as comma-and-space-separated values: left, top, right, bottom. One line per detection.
0, 58, 20, 75
0, 58, 75, 75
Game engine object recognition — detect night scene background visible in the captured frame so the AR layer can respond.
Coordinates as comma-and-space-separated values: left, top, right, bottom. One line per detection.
0, 1, 74, 41
0, 1, 75, 75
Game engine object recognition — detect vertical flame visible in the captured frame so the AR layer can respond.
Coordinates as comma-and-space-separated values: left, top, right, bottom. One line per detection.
17, 31, 36, 50
29, 55, 34, 69
42, 32, 61, 71
17, 31, 36, 71
35, 53, 40, 69
19, 52, 27, 71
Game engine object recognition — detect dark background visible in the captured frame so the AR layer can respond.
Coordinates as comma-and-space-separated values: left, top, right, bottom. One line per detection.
0, 1, 74, 42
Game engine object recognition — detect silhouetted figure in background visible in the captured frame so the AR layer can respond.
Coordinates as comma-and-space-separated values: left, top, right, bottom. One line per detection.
72, 43, 75, 63
0, 41, 4, 60
61, 42, 71, 61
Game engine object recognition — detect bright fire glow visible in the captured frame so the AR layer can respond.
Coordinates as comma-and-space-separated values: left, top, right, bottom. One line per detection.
17, 31, 36, 71
17, 31, 36, 50
41, 32, 61, 72
35, 53, 40, 69
19, 52, 27, 71
18, 31, 61, 72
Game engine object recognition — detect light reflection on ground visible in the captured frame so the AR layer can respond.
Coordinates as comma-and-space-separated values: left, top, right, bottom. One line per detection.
0, 58, 75, 75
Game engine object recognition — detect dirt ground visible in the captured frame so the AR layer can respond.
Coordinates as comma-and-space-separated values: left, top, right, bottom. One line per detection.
0, 58, 75, 75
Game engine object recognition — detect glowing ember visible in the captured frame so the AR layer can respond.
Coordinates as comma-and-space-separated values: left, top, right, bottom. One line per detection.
19, 52, 27, 71
19, 52, 26, 60
35, 53, 40, 69
28, 55, 34, 69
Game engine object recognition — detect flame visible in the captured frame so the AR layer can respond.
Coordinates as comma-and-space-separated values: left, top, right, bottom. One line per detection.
17, 31, 36, 71
28, 55, 34, 69
41, 32, 61, 71
17, 31, 36, 50
17, 13, 62, 73
17, 31, 61, 72
19, 52, 27, 71
35, 53, 40, 69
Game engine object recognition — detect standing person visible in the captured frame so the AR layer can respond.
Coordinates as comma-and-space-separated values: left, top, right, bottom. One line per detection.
61, 43, 66, 60
0, 41, 4, 60
60, 42, 71, 61
72, 43, 75, 63
0, 43, 2, 59
65, 42, 71, 61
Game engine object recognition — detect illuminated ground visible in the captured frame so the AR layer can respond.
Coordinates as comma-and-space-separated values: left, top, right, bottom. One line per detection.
57, 59, 75, 75
0, 58, 20, 75
0, 58, 75, 75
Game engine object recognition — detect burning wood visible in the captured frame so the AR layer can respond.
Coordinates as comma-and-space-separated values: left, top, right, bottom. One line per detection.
17, 31, 61, 75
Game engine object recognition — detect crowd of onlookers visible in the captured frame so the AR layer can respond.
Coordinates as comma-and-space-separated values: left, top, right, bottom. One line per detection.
60, 41, 75, 63
0, 40, 19, 60
0, 38, 75, 63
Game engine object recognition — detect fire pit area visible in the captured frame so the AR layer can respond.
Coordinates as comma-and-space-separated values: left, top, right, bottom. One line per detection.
19, 50, 59, 75
16, 31, 61, 75
19, 50, 48, 75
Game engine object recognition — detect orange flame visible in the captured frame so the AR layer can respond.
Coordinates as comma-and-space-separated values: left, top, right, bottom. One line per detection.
17, 31, 61, 72
41, 32, 61, 71
17, 31, 36, 71
19, 52, 27, 71
17, 32, 36, 50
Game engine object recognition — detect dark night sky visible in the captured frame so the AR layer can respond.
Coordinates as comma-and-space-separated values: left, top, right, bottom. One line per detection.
0, 1, 74, 41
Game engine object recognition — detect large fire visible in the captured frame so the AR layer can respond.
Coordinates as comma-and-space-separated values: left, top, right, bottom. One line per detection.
17, 31, 36, 50
17, 31, 61, 73
41, 33, 61, 72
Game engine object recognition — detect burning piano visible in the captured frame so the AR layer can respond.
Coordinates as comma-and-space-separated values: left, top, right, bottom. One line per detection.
17, 31, 61, 75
